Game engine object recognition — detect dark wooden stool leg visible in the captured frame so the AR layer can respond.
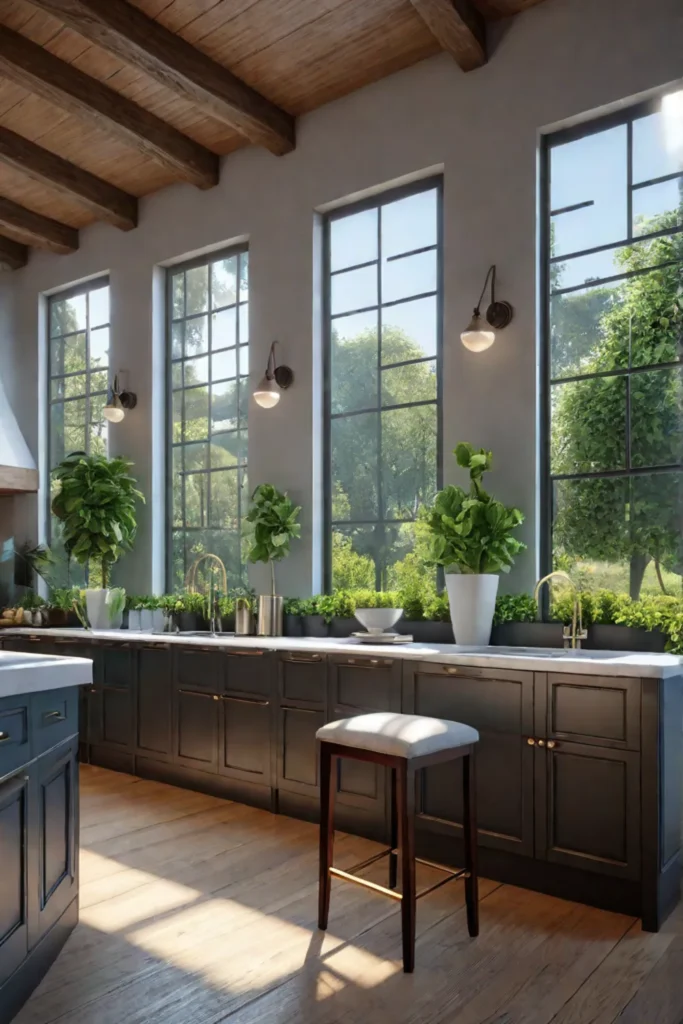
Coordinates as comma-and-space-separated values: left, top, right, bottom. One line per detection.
318, 742, 336, 930
397, 759, 416, 972
389, 766, 398, 890
463, 751, 479, 937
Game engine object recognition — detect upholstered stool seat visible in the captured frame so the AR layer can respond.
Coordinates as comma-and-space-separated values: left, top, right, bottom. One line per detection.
316, 711, 480, 973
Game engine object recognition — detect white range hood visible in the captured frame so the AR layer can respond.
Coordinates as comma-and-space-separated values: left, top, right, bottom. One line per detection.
0, 377, 37, 494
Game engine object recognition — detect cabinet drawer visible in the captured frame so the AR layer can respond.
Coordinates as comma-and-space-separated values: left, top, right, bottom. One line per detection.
546, 674, 640, 750
98, 643, 134, 688
329, 656, 401, 712
223, 649, 273, 697
31, 688, 79, 756
279, 653, 326, 705
0, 696, 31, 780
175, 647, 219, 692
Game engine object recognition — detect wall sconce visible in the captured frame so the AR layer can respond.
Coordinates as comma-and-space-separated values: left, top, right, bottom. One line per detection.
253, 340, 293, 409
460, 265, 513, 352
103, 373, 137, 423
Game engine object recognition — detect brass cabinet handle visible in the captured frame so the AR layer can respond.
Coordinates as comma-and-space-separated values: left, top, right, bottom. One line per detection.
143, 644, 169, 651
282, 705, 318, 714
222, 695, 269, 707
547, 740, 557, 749
27, 636, 42, 642
0, 731, 10, 743
224, 649, 265, 657
526, 737, 536, 746
213, 695, 221, 701
345, 658, 390, 668
444, 666, 458, 674
55, 639, 76, 645
44, 711, 66, 722
89, 687, 98, 694
288, 654, 322, 663
103, 641, 130, 648
177, 689, 219, 699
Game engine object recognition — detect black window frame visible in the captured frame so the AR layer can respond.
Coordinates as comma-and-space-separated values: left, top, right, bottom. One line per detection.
165, 244, 250, 592
322, 175, 444, 592
539, 93, 683, 593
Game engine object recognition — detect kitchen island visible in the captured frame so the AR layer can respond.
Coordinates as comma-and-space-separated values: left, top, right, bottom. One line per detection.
2, 628, 682, 935
0, 649, 92, 1024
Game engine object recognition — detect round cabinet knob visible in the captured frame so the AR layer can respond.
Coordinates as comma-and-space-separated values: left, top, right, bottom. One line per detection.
537, 739, 546, 747
526, 737, 536, 746
547, 740, 557, 749
213, 695, 220, 701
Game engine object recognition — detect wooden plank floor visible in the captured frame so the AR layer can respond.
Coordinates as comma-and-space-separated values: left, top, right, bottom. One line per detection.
15, 765, 683, 1024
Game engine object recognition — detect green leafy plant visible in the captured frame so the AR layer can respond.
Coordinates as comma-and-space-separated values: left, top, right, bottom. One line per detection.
284, 597, 306, 616
107, 587, 126, 621
49, 587, 82, 612
425, 443, 526, 575
245, 484, 301, 595
51, 453, 144, 588
493, 594, 538, 625
351, 589, 401, 609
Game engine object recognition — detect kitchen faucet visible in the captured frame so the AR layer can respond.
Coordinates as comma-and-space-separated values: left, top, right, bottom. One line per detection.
184, 553, 228, 635
533, 570, 588, 650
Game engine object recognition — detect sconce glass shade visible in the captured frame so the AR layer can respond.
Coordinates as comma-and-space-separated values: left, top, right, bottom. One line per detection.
253, 374, 281, 409
103, 393, 126, 423
461, 311, 496, 352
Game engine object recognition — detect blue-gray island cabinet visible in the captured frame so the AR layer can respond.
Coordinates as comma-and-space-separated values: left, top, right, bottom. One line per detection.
0, 650, 92, 1024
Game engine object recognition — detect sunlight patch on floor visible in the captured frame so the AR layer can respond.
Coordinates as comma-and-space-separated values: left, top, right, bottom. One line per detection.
80, 873, 203, 932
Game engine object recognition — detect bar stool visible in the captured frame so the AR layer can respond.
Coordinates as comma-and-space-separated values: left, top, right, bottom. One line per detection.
316, 712, 480, 973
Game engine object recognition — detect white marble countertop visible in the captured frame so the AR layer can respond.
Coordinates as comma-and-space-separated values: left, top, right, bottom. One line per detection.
0, 649, 93, 698
3, 627, 682, 679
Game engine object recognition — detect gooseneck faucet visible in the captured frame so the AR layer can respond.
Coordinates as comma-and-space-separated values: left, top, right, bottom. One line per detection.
184, 554, 228, 636
533, 571, 588, 650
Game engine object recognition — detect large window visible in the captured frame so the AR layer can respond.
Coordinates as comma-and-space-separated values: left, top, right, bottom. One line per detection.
167, 247, 250, 590
324, 178, 442, 591
542, 92, 683, 599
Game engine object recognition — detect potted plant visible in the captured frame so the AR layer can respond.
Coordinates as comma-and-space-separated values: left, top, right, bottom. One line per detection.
425, 443, 526, 645
51, 452, 144, 630
490, 593, 564, 647
245, 483, 301, 636
299, 596, 328, 637
327, 591, 357, 637
283, 597, 305, 637
351, 589, 404, 636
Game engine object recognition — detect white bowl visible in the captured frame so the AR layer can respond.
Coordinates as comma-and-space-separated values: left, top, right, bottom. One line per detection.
354, 608, 403, 634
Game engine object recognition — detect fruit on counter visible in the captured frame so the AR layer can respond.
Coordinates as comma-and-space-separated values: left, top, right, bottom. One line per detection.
0, 606, 48, 627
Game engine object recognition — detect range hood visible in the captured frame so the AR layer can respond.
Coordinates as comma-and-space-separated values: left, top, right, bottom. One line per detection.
0, 377, 37, 494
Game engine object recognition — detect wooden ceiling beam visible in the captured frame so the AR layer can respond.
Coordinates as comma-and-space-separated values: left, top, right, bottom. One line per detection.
0, 27, 218, 189
27, 0, 295, 156
0, 234, 28, 270
0, 196, 78, 253
408, 0, 487, 71
0, 128, 137, 231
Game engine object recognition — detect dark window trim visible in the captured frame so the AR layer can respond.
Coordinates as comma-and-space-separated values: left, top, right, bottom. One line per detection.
322, 174, 444, 592
164, 244, 249, 592
539, 91, 683, 609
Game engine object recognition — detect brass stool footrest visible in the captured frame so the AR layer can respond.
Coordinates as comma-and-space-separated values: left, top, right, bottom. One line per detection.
329, 849, 468, 903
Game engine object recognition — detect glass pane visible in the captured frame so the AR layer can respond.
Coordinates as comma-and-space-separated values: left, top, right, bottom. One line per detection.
382, 296, 437, 361
239, 344, 249, 374
331, 525, 377, 591
183, 386, 209, 441
172, 273, 184, 318
171, 322, 183, 359
171, 530, 185, 587
52, 332, 86, 375
172, 390, 183, 443
331, 412, 378, 521
184, 314, 208, 356
211, 256, 237, 308
381, 188, 437, 258
63, 374, 86, 399
382, 249, 436, 304
209, 469, 240, 528
551, 376, 626, 474
633, 179, 683, 235
91, 370, 108, 394
631, 366, 682, 468
172, 449, 184, 527
551, 233, 680, 292
212, 348, 236, 382
210, 431, 246, 468
238, 378, 249, 426
631, 471, 682, 596
184, 355, 209, 387
550, 125, 627, 257
89, 417, 107, 457
552, 476, 629, 592
239, 303, 249, 344
186, 528, 243, 580
89, 285, 109, 328
331, 264, 377, 315
239, 252, 249, 301
212, 308, 236, 350
184, 473, 209, 527
172, 362, 182, 389
383, 521, 427, 591
184, 441, 208, 471
90, 327, 109, 368
211, 380, 238, 432
331, 315, 377, 415
50, 293, 86, 336
633, 108, 683, 185
330, 208, 378, 272
382, 361, 436, 406
49, 404, 65, 467
185, 264, 208, 314
51, 378, 64, 401
381, 404, 437, 519
624, 261, 682, 367
550, 282, 623, 379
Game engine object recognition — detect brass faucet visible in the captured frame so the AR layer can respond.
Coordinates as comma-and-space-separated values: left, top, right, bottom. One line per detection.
184, 554, 228, 635
533, 571, 588, 650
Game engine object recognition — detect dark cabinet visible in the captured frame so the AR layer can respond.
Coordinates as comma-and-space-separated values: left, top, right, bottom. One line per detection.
88, 684, 134, 751
136, 644, 172, 762
223, 649, 273, 697
279, 652, 326, 705
0, 773, 29, 987
405, 662, 535, 857
544, 672, 640, 750
176, 647, 219, 692
277, 705, 324, 797
0, 696, 31, 780
28, 738, 78, 945
174, 687, 220, 773
219, 695, 273, 785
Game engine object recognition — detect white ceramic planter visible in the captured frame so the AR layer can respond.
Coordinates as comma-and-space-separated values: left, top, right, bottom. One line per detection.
445, 573, 499, 646
85, 589, 110, 631
139, 609, 153, 631
128, 609, 142, 631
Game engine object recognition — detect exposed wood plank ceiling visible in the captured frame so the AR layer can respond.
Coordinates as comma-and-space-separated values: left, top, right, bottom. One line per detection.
0, 0, 551, 267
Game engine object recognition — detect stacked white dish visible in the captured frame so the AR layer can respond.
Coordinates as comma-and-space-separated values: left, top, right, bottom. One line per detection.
352, 608, 412, 644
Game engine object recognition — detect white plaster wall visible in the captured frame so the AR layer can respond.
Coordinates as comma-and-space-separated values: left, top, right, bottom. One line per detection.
2, 0, 681, 596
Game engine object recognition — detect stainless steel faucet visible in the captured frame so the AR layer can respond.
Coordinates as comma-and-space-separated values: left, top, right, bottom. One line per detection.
533, 570, 588, 650
184, 553, 228, 636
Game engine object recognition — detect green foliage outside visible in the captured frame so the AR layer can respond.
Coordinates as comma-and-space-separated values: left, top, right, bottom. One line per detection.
245, 484, 301, 595
425, 443, 526, 574
51, 453, 144, 588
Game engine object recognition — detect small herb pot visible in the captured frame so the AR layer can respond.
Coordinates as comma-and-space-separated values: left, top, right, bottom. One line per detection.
47, 608, 69, 628
303, 615, 329, 638
128, 609, 143, 631
284, 614, 303, 637
329, 617, 357, 638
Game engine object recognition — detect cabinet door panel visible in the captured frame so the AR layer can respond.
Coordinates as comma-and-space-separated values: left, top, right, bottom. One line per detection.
541, 741, 640, 879
29, 739, 78, 946
137, 646, 172, 761
0, 774, 29, 986
176, 649, 218, 692
547, 674, 640, 750
278, 707, 324, 797
93, 687, 133, 751
224, 651, 272, 697
0, 697, 30, 780
175, 689, 219, 772
100, 644, 134, 688
279, 655, 326, 705
330, 657, 400, 712
31, 688, 79, 757
220, 696, 272, 784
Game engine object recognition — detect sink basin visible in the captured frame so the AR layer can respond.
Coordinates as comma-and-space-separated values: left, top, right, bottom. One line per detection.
151, 630, 236, 637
